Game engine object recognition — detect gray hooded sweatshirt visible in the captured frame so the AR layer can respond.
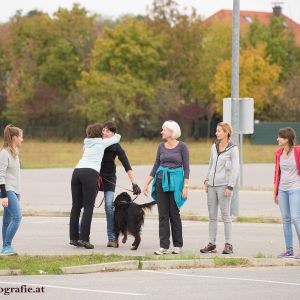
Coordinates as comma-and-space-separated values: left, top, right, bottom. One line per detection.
205, 142, 239, 189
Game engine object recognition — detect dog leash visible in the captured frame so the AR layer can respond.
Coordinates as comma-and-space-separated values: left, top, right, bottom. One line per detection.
102, 176, 140, 201
94, 176, 140, 208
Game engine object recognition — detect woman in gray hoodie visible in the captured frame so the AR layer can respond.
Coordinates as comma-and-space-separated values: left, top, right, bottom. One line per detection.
200, 122, 239, 255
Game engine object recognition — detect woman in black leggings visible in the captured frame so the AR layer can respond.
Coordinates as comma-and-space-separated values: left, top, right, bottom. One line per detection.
69, 123, 121, 249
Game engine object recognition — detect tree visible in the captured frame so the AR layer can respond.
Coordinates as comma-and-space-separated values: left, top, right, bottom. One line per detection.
3, 4, 96, 129
210, 45, 281, 119
75, 17, 165, 137
247, 16, 300, 81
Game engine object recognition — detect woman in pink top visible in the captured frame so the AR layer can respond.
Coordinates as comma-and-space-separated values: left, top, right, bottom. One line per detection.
274, 127, 300, 259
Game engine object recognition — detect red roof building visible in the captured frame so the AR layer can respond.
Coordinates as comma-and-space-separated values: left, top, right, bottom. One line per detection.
204, 6, 300, 46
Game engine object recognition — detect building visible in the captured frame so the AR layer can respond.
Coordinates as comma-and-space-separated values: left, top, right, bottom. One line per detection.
204, 5, 300, 46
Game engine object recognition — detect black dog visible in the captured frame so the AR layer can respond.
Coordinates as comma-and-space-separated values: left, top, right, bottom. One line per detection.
113, 192, 156, 250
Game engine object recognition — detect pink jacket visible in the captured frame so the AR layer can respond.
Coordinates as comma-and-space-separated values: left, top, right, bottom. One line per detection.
274, 146, 300, 199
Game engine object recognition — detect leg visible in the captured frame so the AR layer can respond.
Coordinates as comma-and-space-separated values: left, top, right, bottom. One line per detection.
156, 178, 171, 249
122, 231, 128, 244
218, 186, 232, 245
288, 189, 300, 250
70, 169, 83, 241
80, 169, 99, 242
114, 219, 121, 245
207, 186, 219, 245
104, 191, 116, 241
131, 232, 141, 250
169, 191, 183, 247
2, 206, 11, 248
2, 192, 22, 248
278, 190, 293, 250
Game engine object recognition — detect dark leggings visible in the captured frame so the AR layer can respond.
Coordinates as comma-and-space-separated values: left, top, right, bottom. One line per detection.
69, 168, 99, 242
156, 178, 183, 249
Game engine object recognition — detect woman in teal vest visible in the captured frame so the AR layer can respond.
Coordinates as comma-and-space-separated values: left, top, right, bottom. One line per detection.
144, 121, 190, 255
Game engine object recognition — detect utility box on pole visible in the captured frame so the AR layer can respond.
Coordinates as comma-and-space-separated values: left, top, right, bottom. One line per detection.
223, 98, 254, 134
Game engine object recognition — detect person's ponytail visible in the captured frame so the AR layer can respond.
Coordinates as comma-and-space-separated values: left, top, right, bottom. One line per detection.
2, 124, 22, 159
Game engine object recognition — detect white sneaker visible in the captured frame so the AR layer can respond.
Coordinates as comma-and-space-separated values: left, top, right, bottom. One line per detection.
154, 248, 169, 255
172, 247, 182, 254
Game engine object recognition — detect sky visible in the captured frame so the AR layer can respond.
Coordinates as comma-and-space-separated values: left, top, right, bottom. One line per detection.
0, 0, 299, 24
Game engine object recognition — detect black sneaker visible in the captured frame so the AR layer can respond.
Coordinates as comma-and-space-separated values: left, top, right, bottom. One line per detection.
200, 243, 217, 253
222, 243, 233, 254
78, 240, 94, 249
69, 240, 82, 247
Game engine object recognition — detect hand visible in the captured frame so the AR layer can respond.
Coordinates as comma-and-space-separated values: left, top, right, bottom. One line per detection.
224, 189, 233, 198
143, 184, 149, 197
182, 187, 188, 199
274, 196, 278, 205
204, 182, 208, 193
1, 197, 8, 208
132, 183, 141, 195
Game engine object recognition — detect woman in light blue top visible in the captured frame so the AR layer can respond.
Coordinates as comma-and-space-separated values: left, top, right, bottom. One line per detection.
69, 123, 121, 249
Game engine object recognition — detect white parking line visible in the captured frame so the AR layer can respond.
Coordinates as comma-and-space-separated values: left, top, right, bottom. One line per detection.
0, 280, 146, 296
143, 270, 300, 287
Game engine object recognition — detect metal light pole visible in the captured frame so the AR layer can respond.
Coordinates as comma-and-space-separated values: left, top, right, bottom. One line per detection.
230, 0, 240, 216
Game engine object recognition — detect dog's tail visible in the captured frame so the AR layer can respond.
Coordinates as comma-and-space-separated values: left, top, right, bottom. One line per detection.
139, 201, 157, 211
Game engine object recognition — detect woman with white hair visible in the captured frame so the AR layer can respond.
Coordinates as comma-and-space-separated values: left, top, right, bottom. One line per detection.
144, 120, 190, 255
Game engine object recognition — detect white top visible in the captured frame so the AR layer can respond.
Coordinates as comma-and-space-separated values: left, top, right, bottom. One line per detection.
75, 134, 121, 173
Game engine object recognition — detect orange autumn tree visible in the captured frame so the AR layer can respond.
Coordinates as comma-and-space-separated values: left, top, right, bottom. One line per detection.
210, 45, 281, 119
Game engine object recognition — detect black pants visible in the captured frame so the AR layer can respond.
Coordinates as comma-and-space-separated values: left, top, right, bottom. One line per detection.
156, 178, 183, 249
70, 168, 99, 242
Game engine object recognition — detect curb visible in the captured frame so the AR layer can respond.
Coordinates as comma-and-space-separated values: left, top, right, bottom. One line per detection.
248, 258, 300, 267
141, 259, 215, 270
60, 257, 300, 275
0, 269, 22, 276
61, 260, 140, 274
20, 211, 282, 224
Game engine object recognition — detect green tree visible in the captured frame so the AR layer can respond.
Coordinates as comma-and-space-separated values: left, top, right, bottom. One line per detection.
3, 4, 96, 129
75, 17, 165, 137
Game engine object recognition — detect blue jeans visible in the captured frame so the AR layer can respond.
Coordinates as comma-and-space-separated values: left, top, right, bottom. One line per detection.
104, 191, 115, 241
278, 189, 300, 250
1, 191, 22, 248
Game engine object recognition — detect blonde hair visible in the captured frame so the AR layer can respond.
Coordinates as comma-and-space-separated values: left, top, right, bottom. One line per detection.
217, 122, 233, 141
2, 124, 23, 159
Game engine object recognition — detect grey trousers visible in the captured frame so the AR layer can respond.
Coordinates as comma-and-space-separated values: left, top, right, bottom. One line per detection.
207, 186, 232, 245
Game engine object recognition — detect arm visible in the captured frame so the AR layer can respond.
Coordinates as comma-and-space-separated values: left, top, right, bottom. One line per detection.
204, 145, 214, 192
0, 151, 9, 207
116, 144, 132, 174
144, 145, 161, 196
227, 146, 239, 189
102, 134, 121, 148
149, 145, 161, 177
181, 143, 190, 198
143, 175, 154, 197
116, 144, 140, 194
205, 145, 214, 183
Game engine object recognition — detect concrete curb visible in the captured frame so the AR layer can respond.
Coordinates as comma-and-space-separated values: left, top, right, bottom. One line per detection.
60, 257, 300, 275
248, 258, 300, 267
0, 269, 22, 276
20, 211, 282, 224
141, 259, 215, 270
61, 260, 140, 274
